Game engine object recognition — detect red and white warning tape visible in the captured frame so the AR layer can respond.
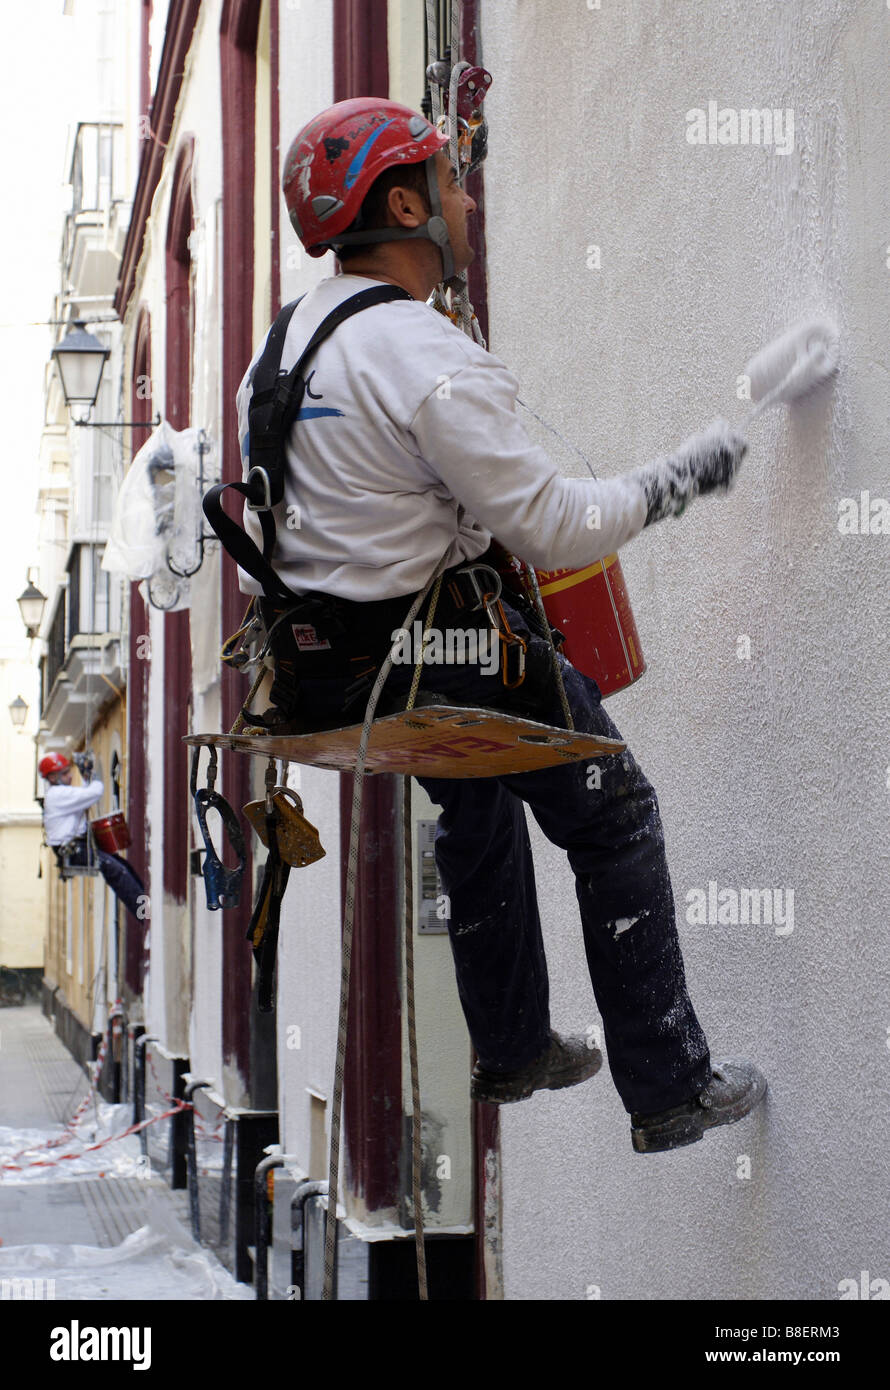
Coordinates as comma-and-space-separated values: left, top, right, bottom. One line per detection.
146, 1049, 224, 1141
1, 1101, 192, 1174
5, 1030, 111, 1165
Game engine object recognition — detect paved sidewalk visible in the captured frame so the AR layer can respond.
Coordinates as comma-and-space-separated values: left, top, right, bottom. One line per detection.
0, 1004, 181, 1249
0, 1005, 248, 1297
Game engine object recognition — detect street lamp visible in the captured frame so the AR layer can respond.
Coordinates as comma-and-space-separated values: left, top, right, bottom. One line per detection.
51, 320, 110, 418
49, 320, 160, 429
17, 574, 47, 638
8, 696, 28, 729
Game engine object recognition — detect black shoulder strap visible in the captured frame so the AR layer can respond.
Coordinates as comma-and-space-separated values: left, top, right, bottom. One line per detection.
203, 284, 413, 601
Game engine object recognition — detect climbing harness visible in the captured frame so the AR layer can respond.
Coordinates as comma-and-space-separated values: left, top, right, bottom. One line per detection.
53, 834, 101, 880
203, 283, 418, 735
190, 747, 247, 911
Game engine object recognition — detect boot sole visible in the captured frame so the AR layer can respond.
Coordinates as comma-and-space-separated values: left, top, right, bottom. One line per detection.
471, 1049, 603, 1104
631, 1069, 768, 1154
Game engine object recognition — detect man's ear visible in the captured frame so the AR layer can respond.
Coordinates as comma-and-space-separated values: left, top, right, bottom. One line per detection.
386, 182, 423, 229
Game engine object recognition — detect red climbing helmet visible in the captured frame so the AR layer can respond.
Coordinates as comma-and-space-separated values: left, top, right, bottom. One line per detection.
282, 98, 455, 277
39, 752, 71, 778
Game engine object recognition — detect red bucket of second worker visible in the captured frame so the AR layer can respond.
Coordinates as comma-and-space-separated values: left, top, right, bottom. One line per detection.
92, 813, 132, 853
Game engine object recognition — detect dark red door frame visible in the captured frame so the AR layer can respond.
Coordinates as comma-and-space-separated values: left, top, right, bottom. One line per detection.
331, 0, 500, 1285
333, 0, 389, 98
163, 137, 195, 908
219, 0, 262, 1091
269, 0, 281, 318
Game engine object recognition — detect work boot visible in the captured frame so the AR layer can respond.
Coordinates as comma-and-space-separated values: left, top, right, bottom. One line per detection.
630, 1057, 767, 1154
470, 1030, 602, 1104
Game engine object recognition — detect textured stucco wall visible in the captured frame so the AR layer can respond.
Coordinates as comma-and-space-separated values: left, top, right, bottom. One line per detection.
275, 0, 341, 1178
132, 0, 224, 1060
481, 0, 890, 1300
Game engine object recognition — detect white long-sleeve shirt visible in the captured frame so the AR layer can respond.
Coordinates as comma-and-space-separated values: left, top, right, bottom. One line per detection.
235, 274, 648, 602
44, 779, 103, 846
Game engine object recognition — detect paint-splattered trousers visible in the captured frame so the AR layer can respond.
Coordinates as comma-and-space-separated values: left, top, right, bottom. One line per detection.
379, 597, 712, 1116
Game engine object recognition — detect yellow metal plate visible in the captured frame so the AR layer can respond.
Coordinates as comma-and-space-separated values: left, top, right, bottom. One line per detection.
185, 706, 624, 779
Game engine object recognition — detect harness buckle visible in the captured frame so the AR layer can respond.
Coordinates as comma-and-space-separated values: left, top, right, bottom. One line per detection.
245, 466, 273, 511
454, 563, 503, 611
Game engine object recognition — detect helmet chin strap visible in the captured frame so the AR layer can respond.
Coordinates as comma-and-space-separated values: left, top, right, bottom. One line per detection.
328, 156, 457, 286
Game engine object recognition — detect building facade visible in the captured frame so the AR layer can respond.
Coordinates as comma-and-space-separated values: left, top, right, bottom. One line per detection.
27, 0, 888, 1301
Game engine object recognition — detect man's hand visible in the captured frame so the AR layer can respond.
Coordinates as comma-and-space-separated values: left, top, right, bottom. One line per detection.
636, 417, 748, 527
73, 752, 94, 781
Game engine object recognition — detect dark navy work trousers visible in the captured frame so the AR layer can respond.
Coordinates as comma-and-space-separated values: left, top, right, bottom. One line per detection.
304, 596, 712, 1116
63, 836, 145, 921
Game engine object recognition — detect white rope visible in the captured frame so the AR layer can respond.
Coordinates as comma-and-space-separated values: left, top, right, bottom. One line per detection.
402, 773, 428, 1299
450, 0, 461, 67
448, 58, 470, 182
426, 0, 442, 124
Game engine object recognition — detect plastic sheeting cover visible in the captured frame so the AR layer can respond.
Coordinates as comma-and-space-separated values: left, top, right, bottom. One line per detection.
101, 421, 208, 611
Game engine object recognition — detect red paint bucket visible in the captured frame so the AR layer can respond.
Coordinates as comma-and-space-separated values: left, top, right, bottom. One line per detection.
533, 555, 646, 696
92, 813, 132, 853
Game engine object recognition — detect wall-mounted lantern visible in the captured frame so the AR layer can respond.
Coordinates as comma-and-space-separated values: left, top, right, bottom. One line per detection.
50, 319, 159, 428
8, 696, 28, 729
17, 572, 47, 638
51, 321, 109, 418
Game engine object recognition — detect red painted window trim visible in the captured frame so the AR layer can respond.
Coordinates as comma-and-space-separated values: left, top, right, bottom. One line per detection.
115, 0, 201, 318
219, 0, 261, 1089
162, 138, 195, 905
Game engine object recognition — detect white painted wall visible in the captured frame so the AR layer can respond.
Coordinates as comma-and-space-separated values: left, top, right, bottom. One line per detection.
275, 0, 339, 1177
128, 0, 225, 1062
481, 0, 890, 1300
277, 0, 337, 308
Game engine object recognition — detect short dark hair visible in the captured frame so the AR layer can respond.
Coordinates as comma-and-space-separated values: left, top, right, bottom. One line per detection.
335, 160, 432, 262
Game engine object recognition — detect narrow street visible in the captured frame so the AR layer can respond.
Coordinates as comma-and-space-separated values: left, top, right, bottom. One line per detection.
0, 1006, 249, 1300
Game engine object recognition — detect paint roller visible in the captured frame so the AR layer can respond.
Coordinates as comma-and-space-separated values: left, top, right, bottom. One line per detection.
740, 315, 839, 424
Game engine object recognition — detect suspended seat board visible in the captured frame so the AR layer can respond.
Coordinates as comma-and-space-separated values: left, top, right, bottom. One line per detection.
186, 704, 625, 779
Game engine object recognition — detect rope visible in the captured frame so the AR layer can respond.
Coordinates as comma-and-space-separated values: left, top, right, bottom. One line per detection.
406, 575, 443, 713
448, 58, 469, 176
450, 0, 461, 67
426, 0, 442, 124
229, 666, 266, 736
403, 773, 428, 1298
322, 547, 453, 1302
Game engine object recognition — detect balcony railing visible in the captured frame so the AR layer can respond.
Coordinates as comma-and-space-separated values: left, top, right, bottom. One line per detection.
44, 543, 119, 704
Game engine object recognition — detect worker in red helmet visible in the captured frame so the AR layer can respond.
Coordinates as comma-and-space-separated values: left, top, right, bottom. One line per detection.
40, 751, 145, 922
233, 97, 765, 1153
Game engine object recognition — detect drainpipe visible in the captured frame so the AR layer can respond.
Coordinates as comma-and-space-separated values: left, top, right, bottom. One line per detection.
290, 1180, 329, 1301
133, 1032, 157, 1154
183, 1078, 212, 1241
